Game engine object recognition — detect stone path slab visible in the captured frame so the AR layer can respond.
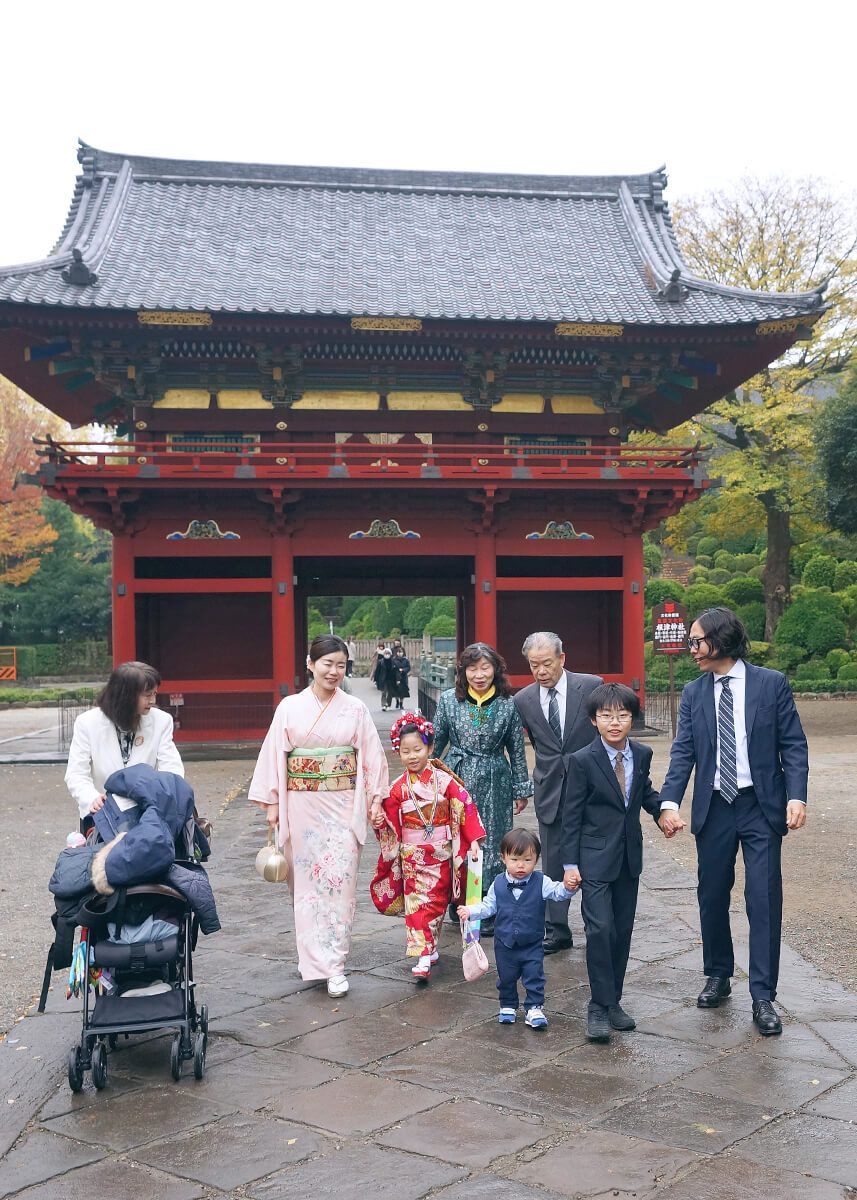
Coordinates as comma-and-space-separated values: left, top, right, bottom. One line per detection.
1, 706, 856, 1197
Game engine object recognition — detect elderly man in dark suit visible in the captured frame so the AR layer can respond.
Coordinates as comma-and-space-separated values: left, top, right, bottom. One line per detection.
514, 631, 602, 952
657, 606, 809, 1036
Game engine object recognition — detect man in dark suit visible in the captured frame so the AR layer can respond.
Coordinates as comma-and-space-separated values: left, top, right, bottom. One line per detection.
561, 683, 666, 1041
514, 631, 601, 953
657, 606, 809, 1036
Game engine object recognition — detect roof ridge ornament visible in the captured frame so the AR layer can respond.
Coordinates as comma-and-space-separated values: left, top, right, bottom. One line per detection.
62, 248, 98, 287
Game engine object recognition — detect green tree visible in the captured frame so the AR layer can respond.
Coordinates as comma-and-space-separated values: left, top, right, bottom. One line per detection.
0, 499, 111, 643
672, 177, 857, 638
816, 365, 857, 533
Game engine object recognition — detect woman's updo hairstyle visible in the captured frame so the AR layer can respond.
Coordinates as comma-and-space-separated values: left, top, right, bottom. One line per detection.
308, 635, 349, 662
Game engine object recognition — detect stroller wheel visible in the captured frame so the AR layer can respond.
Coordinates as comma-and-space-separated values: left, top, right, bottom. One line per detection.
67, 1045, 84, 1093
193, 1031, 206, 1080
170, 1032, 183, 1081
91, 1042, 108, 1090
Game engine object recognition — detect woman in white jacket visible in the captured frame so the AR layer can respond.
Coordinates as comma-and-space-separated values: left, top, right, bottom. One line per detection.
65, 661, 184, 825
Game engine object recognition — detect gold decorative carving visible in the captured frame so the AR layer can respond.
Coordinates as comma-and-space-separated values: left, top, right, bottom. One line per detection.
477, 458, 489, 466
387, 392, 469, 411
137, 311, 213, 326
275, 421, 288, 431
135, 420, 148, 430
349, 519, 420, 539
275, 457, 288, 465
351, 317, 422, 332
756, 318, 802, 336
551, 395, 602, 415
609, 426, 620, 436
166, 520, 240, 541
554, 322, 623, 338
477, 423, 488, 432
526, 521, 594, 541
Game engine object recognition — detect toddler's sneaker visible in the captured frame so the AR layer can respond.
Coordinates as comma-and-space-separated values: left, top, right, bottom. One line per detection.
412, 956, 432, 980
327, 974, 349, 997
525, 1006, 548, 1029
498, 1007, 517, 1024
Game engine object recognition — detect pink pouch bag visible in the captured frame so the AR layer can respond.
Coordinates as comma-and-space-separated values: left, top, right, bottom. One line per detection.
460, 918, 490, 982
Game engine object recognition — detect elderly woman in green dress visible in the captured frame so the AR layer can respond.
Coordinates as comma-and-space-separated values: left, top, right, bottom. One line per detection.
432, 643, 532, 935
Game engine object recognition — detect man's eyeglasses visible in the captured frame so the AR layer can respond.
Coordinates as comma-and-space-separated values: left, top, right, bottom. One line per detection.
686, 636, 705, 651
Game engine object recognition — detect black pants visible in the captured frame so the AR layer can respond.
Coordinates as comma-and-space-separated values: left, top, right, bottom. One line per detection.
494, 938, 545, 1009
580, 852, 639, 1007
696, 788, 783, 1001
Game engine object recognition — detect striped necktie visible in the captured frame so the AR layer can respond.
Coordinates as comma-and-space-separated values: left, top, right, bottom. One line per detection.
547, 687, 562, 741
718, 676, 738, 803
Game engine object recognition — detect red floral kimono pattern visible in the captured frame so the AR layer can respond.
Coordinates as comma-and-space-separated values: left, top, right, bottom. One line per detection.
371, 765, 486, 958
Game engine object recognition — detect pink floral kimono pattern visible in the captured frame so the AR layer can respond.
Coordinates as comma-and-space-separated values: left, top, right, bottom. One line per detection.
371, 764, 486, 958
249, 687, 389, 980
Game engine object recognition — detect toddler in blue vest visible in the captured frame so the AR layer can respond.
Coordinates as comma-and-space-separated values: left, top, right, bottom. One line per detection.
458, 828, 579, 1028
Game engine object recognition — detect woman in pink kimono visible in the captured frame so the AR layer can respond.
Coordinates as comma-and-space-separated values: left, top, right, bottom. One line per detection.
249, 635, 389, 997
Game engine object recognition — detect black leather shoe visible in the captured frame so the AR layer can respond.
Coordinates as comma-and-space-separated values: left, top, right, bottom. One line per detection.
697, 976, 731, 1008
542, 936, 573, 955
752, 999, 783, 1036
480, 916, 495, 938
586, 1002, 611, 1042
608, 1003, 636, 1031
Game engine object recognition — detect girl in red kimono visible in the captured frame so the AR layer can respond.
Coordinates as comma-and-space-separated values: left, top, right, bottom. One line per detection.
370, 712, 486, 980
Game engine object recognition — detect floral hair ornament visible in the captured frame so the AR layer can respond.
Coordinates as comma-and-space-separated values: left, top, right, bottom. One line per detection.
390, 711, 434, 751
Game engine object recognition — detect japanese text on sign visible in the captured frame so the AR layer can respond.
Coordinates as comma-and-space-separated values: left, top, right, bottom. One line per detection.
652, 602, 689, 655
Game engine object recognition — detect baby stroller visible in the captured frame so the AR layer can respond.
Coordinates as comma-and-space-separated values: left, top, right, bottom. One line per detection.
65, 881, 208, 1091
43, 764, 218, 1092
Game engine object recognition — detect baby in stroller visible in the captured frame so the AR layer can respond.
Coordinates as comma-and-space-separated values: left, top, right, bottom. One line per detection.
45, 764, 220, 1090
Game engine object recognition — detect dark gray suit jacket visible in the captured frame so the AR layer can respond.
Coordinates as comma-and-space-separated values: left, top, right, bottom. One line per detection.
561, 738, 661, 881
514, 670, 602, 825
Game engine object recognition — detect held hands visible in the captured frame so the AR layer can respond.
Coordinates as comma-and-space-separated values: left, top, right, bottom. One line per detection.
369, 802, 385, 830
786, 801, 807, 830
456, 904, 471, 920
563, 867, 581, 893
658, 810, 686, 839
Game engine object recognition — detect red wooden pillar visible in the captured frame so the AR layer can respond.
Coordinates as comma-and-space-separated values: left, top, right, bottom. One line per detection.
272, 534, 295, 701
623, 533, 645, 704
474, 530, 497, 648
111, 534, 136, 665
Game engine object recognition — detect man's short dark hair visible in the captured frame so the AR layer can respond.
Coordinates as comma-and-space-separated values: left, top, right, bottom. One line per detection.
500, 828, 541, 858
695, 606, 751, 661
586, 682, 640, 720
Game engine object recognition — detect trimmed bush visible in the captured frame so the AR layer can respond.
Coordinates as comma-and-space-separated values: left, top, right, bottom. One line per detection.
774, 590, 846, 649
425, 614, 456, 638
796, 660, 830, 681
695, 554, 714, 568
723, 576, 764, 607
686, 567, 710, 584
748, 564, 766, 580
837, 662, 857, 681
684, 583, 727, 615
802, 554, 837, 589
806, 614, 849, 656
825, 648, 851, 675
696, 536, 718, 558
833, 560, 857, 590
747, 641, 771, 666
737, 602, 766, 640
713, 550, 738, 572
707, 568, 730, 585
644, 579, 685, 607
768, 643, 807, 672
735, 553, 762, 573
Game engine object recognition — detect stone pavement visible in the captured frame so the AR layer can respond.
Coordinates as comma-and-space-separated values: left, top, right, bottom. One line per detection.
1, 694, 856, 1198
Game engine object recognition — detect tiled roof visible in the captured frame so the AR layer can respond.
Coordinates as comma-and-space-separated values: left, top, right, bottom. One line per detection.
0, 142, 825, 325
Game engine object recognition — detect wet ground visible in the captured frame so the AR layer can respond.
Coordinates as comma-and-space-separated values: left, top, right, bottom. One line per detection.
0, 684, 855, 1197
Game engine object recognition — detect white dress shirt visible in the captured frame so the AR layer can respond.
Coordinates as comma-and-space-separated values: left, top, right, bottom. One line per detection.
601, 737, 634, 806
713, 658, 753, 791
539, 671, 567, 738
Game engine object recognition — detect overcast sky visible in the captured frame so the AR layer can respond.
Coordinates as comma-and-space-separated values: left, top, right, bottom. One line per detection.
1, 0, 854, 266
